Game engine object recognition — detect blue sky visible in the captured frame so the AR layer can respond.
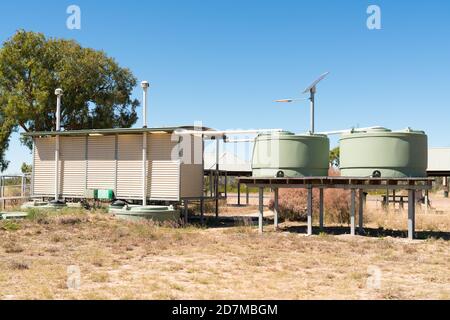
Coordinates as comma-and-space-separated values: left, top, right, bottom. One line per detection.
1, 0, 450, 174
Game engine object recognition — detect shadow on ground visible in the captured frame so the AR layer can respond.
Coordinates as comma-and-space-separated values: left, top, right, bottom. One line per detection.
188, 215, 450, 240
281, 225, 450, 241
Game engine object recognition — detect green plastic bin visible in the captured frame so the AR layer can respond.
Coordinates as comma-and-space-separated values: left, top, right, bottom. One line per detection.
97, 189, 114, 200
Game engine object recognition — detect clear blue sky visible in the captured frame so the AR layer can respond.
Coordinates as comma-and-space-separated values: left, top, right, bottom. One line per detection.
1, 0, 450, 174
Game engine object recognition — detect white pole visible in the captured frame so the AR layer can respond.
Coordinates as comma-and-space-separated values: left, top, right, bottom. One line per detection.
141, 81, 150, 206
54, 88, 63, 201
141, 81, 149, 128
350, 189, 356, 236
215, 137, 220, 218
142, 132, 147, 206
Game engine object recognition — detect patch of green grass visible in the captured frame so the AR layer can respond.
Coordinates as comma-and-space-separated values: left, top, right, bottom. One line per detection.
0, 220, 20, 231
26, 208, 49, 221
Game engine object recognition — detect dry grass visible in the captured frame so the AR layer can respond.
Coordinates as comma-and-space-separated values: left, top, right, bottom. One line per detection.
0, 207, 448, 300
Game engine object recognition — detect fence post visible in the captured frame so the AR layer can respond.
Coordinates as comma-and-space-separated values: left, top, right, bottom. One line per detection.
21, 175, 25, 197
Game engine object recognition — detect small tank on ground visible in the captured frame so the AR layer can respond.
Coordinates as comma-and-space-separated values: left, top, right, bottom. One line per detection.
252, 131, 330, 177
109, 204, 180, 222
339, 127, 428, 178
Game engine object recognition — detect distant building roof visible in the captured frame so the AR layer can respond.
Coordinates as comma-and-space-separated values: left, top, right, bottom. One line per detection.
428, 148, 450, 176
204, 151, 252, 175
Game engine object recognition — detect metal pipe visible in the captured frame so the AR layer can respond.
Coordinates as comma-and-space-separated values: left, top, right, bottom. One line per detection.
142, 132, 147, 206
141, 81, 150, 206
408, 189, 416, 240
55, 89, 62, 131
215, 138, 220, 218
54, 89, 63, 201
225, 138, 256, 143
350, 189, 356, 236
174, 129, 283, 137
141, 81, 150, 128
259, 187, 264, 234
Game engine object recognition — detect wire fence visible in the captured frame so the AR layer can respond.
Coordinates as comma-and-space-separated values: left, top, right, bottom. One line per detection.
0, 175, 32, 210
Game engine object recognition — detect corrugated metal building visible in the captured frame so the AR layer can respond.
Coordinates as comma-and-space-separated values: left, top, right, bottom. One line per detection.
23, 126, 205, 202
428, 148, 450, 176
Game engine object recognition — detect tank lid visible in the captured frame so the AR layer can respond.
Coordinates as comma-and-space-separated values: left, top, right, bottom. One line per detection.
257, 131, 295, 137
257, 131, 328, 138
355, 127, 391, 133
394, 127, 426, 134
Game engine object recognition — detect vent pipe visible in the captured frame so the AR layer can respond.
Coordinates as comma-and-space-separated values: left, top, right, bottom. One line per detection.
141, 81, 150, 128
54, 88, 63, 201
140, 81, 149, 206
55, 88, 63, 131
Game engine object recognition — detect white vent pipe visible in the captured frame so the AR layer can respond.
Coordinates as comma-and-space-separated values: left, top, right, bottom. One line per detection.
174, 129, 283, 138
54, 88, 63, 201
141, 81, 150, 206
141, 81, 150, 128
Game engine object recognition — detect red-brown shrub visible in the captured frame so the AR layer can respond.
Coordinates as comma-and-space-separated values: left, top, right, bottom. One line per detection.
268, 168, 356, 224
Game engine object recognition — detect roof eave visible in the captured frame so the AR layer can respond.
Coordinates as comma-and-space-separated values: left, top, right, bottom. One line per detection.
22, 126, 213, 137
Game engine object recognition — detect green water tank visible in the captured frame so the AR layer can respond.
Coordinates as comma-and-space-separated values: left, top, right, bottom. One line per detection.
252, 131, 330, 177
339, 128, 428, 178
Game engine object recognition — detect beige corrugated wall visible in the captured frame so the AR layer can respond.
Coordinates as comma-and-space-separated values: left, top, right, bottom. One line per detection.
147, 134, 179, 200
87, 135, 115, 190
116, 134, 143, 198
146, 133, 203, 200
148, 133, 179, 160
148, 161, 180, 201
33, 137, 56, 196
60, 137, 86, 196
32, 132, 204, 200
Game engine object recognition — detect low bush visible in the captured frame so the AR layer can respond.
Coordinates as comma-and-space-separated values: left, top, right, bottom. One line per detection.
268, 169, 357, 224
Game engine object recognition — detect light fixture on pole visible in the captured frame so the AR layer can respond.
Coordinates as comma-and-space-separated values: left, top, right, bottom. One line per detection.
275, 72, 330, 134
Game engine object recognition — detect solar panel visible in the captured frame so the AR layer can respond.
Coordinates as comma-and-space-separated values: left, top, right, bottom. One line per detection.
302, 72, 330, 94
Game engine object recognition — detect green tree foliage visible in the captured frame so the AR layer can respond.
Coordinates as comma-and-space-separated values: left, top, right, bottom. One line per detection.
0, 113, 13, 171
329, 146, 340, 168
0, 30, 139, 171
21, 162, 32, 174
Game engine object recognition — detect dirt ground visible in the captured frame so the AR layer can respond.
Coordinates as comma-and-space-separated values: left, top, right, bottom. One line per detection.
0, 195, 449, 300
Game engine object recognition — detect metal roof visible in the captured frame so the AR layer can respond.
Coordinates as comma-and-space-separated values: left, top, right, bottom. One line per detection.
22, 125, 213, 137
428, 148, 450, 176
204, 151, 252, 174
